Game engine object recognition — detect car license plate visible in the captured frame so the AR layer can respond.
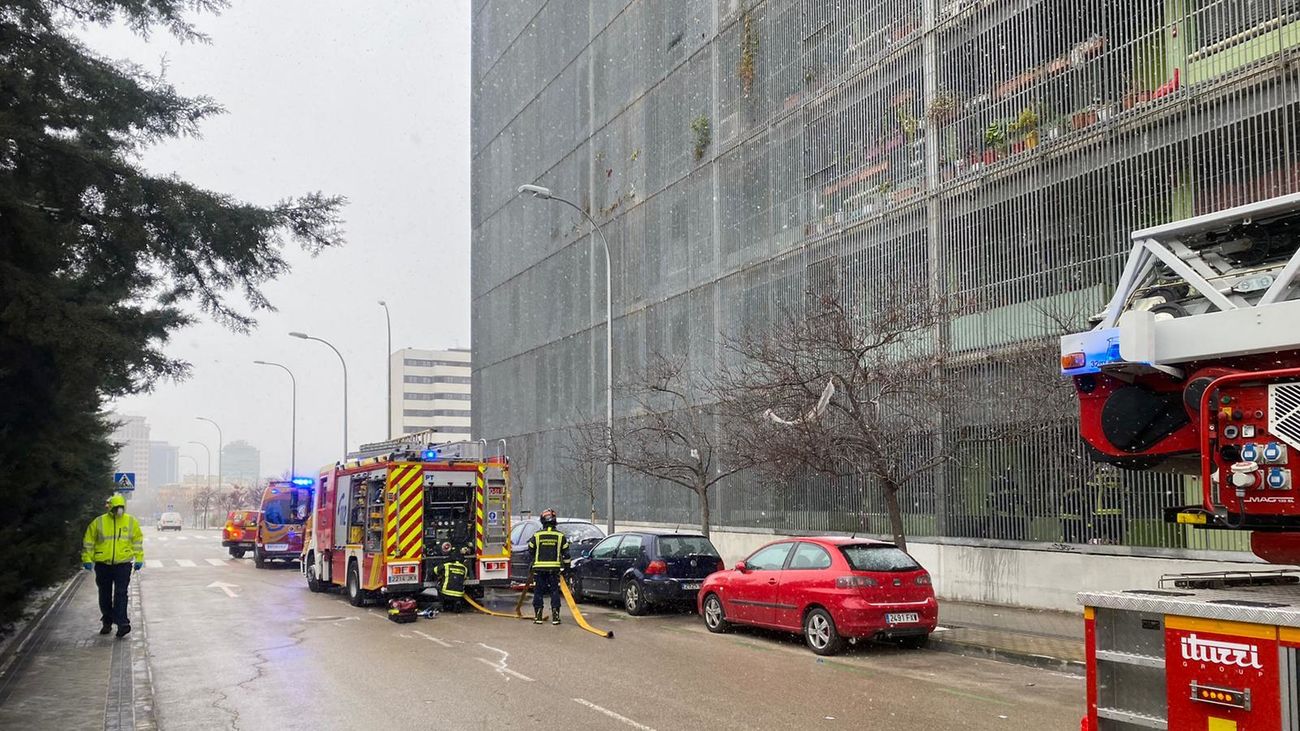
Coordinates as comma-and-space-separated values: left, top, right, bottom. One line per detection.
681, 582, 701, 591
265, 543, 289, 552
887, 612, 920, 624
388, 574, 418, 584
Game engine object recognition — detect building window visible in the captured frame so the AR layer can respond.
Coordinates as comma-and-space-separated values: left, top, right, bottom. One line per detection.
403, 409, 472, 417
403, 392, 472, 401
403, 358, 471, 368
403, 375, 472, 385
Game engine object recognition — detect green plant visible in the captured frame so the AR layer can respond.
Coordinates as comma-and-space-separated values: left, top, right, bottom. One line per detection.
691, 115, 712, 160
738, 3, 758, 94
896, 107, 920, 142
926, 89, 959, 123
1007, 106, 1040, 135
984, 121, 1006, 149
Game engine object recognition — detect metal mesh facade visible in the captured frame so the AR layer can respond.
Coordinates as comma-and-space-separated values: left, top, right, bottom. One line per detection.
471, 0, 1300, 551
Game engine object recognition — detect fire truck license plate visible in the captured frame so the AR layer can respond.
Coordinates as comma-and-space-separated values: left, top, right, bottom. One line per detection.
265, 543, 288, 552
887, 612, 919, 624
388, 573, 418, 584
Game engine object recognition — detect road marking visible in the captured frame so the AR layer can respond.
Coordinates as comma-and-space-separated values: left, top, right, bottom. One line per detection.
207, 581, 240, 598
477, 643, 534, 682
152, 536, 168, 542
174, 536, 188, 541
572, 699, 656, 731
145, 560, 163, 569
204, 558, 227, 566
413, 630, 452, 648
175, 559, 196, 567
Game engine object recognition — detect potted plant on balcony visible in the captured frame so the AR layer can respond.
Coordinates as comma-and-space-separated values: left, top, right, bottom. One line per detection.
1007, 106, 1040, 151
982, 121, 1006, 164
926, 89, 960, 125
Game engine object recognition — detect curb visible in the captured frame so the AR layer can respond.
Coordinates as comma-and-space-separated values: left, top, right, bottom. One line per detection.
0, 572, 85, 705
929, 637, 1086, 676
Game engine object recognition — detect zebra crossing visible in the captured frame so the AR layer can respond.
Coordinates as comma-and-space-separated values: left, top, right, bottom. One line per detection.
143, 558, 252, 569
147, 533, 217, 542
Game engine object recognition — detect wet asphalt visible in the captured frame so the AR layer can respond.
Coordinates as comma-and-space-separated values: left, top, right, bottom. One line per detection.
137, 530, 1083, 730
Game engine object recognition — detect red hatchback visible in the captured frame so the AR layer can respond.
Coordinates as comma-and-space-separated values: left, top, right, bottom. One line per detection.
697, 537, 937, 655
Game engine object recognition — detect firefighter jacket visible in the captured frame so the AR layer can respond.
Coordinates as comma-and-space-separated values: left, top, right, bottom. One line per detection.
433, 560, 467, 598
82, 499, 144, 565
527, 527, 570, 572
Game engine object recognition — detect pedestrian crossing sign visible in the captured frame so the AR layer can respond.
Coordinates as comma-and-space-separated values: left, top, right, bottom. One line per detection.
113, 472, 136, 492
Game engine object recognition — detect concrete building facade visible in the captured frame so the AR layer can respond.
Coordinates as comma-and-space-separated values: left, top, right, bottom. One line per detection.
109, 413, 150, 498
471, 1, 1300, 554
221, 440, 261, 486
388, 348, 472, 441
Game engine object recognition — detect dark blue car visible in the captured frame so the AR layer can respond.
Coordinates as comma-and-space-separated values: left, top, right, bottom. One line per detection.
568, 530, 724, 615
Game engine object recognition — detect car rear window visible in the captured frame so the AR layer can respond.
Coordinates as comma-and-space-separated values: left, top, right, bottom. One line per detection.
839, 545, 920, 572
559, 523, 604, 542
656, 536, 718, 558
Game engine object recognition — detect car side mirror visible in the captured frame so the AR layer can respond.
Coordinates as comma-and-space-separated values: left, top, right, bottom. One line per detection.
735, 560, 748, 573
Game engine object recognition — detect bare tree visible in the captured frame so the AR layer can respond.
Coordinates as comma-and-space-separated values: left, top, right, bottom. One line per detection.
725, 291, 964, 552
561, 425, 602, 525
584, 354, 762, 537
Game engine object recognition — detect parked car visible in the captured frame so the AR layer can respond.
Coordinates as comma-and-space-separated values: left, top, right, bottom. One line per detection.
698, 537, 937, 656
508, 517, 605, 582
157, 512, 183, 531
570, 530, 725, 615
222, 509, 260, 558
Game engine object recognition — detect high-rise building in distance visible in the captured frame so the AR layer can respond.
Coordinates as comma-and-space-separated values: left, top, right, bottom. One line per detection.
389, 347, 472, 441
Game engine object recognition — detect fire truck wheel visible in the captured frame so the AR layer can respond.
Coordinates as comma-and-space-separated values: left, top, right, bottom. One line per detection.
306, 554, 327, 593
229, 548, 246, 559
346, 562, 367, 607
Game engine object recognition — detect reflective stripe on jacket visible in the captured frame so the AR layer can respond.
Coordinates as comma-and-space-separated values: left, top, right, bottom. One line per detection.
82, 512, 144, 564
437, 561, 467, 598
527, 528, 569, 570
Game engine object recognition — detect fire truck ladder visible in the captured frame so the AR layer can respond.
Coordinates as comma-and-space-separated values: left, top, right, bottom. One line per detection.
1062, 191, 1300, 376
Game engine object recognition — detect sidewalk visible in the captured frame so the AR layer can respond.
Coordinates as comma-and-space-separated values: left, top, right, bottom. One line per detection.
931, 600, 1085, 674
0, 572, 154, 730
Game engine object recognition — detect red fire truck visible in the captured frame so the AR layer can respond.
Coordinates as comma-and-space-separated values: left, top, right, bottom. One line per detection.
302, 432, 511, 606
1061, 193, 1300, 728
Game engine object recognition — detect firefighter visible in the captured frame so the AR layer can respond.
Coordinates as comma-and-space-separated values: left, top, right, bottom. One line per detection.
527, 508, 570, 625
431, 558, 468, 613
81, 494, 144, 637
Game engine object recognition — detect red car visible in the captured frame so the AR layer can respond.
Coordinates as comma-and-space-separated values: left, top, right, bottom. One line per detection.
697, 537, 937, 655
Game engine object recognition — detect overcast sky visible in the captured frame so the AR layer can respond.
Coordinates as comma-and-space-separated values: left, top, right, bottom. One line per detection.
79, 1, 471, 480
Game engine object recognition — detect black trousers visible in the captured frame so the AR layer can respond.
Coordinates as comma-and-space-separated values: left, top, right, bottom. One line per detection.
532, 571, 561, 611
95, 562, 133, 627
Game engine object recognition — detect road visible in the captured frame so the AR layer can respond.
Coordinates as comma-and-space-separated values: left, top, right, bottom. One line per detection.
136, 529, 1082, 730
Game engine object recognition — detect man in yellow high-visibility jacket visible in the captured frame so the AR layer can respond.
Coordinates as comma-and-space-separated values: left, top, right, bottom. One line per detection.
82, 494, 144, 637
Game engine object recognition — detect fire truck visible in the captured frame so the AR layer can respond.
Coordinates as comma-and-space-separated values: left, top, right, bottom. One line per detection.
1060, 193, 1300, 728
301, 432, 511, 606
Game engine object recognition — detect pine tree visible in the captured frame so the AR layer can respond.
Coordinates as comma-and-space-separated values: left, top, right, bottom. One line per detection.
0, 0, 345, 624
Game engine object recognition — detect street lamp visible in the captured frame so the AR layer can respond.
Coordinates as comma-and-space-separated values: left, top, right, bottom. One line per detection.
517, 183, 616, 533
196, 417, 223, 491
290, 331, 350, 454
378, 300, 392, 439
185, 441, 211, 488
253, 360, 297, 476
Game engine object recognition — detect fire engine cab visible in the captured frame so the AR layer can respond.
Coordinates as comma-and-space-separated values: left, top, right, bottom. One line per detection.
1061, 193, 1300, 729
302, 432, 511, 606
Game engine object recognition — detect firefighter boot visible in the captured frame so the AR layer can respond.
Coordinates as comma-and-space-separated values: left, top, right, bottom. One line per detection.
552, 608, 561, 625
534, 608, 544, 625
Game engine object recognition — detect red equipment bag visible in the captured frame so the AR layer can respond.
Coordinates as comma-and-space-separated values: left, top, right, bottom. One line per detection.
387, 597, 418, 624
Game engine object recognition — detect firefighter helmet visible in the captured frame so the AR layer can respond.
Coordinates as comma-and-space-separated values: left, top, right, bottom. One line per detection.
540, 508, 557, 528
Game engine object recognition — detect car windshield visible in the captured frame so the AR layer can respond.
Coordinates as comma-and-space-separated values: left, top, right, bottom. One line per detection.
657, 536, 718, 558
558, 523, 603, 542
840, 545, 921, 572
262, 491, 309, 525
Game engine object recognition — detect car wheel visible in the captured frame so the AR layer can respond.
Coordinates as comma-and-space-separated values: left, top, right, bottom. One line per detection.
346, 562, 367, 606
623, 579, 648, 616
702, 593, 730, 633
898, 633, 930, 650
804, 608, 845, 656
253, 547, 266, 569
569, 574, 585, 602
306, 554, 327, 593
230, 548, 246, 559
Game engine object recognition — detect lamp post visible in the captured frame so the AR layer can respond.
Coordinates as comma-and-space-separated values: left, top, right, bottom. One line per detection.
185, 441, 211, 487
378, 300, 392, 439
290, 331, 350, 454
517, 183, 616, 533
253, 360, 297, 476
196, 417, 223, 491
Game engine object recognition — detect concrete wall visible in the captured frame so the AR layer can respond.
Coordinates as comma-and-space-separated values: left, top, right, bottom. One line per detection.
619, 521, 1286, 613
